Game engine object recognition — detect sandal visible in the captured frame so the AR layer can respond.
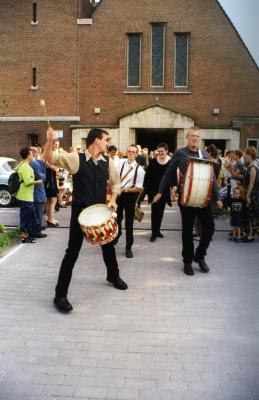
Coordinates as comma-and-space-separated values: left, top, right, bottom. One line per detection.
242, 237, 254, 243
47, 221, 58, 227
22, 237, 36, 243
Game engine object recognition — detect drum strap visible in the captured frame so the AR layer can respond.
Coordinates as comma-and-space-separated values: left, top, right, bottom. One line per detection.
120, 162, 133, 182
120, 162, 140, 188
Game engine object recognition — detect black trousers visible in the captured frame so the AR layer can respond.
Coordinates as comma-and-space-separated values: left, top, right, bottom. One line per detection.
179, 203, 215, 264
151, 199, 166, 236
55, 202, 119, 297
116, 193, 138, 250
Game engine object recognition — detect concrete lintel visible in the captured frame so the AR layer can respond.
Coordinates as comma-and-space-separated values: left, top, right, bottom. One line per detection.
77, 18, 93, 25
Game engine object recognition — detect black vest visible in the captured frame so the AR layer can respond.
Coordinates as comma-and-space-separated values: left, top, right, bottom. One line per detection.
73, 153, 109, 207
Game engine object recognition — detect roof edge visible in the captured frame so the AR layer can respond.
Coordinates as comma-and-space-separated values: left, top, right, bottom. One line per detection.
216, 0, 259, 70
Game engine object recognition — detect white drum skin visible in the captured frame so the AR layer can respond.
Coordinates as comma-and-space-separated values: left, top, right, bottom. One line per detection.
181, 159, 214, 208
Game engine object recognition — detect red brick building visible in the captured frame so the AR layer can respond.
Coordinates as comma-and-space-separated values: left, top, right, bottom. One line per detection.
0, 0, 259, 158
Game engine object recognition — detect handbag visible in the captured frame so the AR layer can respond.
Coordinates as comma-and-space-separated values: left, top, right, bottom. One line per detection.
135, 191, 144, 222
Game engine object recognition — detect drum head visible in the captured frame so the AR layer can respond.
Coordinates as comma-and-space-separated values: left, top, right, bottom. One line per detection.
78, 204, 112, 227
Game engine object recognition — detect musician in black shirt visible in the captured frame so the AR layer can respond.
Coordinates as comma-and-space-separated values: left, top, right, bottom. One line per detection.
153, 127, 223, 276
43, 128, 128, 313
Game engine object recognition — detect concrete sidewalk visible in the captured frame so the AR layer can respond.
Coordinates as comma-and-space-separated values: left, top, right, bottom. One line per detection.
0, 204, 259, 400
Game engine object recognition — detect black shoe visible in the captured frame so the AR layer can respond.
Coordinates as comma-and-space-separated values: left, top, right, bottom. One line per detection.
55, 204, 60, 212
150, 234, 157, 242
107, 277, 128, 290
126, 249, 133, 258
184, 263, 194, 276
194, 256, 210, 273
53, 296, 73, 312
34, 233, 47, 238
157, 232, 164, 238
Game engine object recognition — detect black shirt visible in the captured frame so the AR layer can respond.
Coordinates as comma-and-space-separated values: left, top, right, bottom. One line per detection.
144, 158, 171, 203
73, 153, 109, 207
159, 146, 220, 201
229, 198, 245, 216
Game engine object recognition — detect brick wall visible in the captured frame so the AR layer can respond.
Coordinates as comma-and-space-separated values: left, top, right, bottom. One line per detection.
0, 0, 79, 116
240, 123, 259, 150
0, 0, 259, 154
79, 0, 259, 126
0, 121, 73, 159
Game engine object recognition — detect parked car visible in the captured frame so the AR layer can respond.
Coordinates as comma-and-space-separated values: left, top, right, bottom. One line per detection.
0, 157, 18, 207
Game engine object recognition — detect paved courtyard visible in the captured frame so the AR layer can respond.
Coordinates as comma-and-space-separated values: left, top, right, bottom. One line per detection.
0, 204, 259, 400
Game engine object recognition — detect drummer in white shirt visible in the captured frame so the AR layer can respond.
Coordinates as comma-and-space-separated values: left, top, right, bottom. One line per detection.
114, 144, 145, 258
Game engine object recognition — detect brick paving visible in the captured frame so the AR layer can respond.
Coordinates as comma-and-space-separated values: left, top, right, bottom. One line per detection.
0, 204, 259, 400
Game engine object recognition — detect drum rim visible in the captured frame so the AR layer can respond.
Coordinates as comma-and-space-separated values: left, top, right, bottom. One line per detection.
78, 203, 112, 228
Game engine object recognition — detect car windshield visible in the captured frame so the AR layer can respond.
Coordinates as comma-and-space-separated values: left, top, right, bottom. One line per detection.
1, 161, 17, 172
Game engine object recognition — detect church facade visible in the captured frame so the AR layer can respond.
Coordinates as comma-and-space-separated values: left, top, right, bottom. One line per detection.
0, 0, 259, 158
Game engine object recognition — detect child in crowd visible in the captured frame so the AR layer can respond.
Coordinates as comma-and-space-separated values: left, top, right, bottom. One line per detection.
229, 187, 246, 242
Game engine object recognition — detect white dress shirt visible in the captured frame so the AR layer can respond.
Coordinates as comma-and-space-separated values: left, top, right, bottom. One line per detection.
117, 159, 145, 189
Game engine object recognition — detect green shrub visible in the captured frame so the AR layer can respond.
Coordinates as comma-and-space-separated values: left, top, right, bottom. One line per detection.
0, 227, 20, 249
0, 236, 10, 248
7, 228, 20, 239
0, 224, 7, 233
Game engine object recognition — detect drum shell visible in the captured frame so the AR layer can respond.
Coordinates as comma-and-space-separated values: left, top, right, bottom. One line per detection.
180, 159, 214, 208
78, 204, 118, 245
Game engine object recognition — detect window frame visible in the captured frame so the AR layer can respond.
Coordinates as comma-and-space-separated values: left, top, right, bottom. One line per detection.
247, 138, 259, 155
150, 23, 165, 88
31, 2, 38, 25
174, 32, 189, 89
32, 67, 37, 88
127, 33, 142, 88
28, 133, 39, 147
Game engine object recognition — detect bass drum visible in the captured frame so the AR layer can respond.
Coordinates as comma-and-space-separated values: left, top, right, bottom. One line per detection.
78, 204, 118, 245
180, 158, 214, 208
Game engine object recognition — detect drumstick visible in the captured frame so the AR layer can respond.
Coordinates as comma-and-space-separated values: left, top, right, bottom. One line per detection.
40, 99, 51, 128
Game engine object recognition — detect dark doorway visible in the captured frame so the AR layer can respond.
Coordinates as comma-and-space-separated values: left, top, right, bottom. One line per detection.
204, 139, 226, 153
136, 129, 177, 153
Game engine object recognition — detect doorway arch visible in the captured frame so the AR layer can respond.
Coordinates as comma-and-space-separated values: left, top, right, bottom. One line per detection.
118, 102, 195, 151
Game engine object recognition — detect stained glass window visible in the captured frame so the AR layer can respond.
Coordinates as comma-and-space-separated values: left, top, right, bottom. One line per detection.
127, 34, 141, 87
151, 24, 165, 87
175, 33, 188, 87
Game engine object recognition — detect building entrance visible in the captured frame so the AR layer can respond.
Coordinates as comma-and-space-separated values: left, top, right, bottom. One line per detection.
136, 129, 177, 153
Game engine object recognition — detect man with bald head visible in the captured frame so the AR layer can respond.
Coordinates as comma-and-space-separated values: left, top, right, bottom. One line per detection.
153, 127, 223, 276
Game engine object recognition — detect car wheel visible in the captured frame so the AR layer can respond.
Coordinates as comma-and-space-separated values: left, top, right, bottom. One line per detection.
0, 186, 15, 207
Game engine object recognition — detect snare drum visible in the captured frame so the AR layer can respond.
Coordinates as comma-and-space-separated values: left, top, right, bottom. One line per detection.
180, 158, 214, 208
78, 204, 118, 245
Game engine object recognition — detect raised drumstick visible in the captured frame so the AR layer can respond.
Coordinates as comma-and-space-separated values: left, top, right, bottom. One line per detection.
40, 99, 51, 128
